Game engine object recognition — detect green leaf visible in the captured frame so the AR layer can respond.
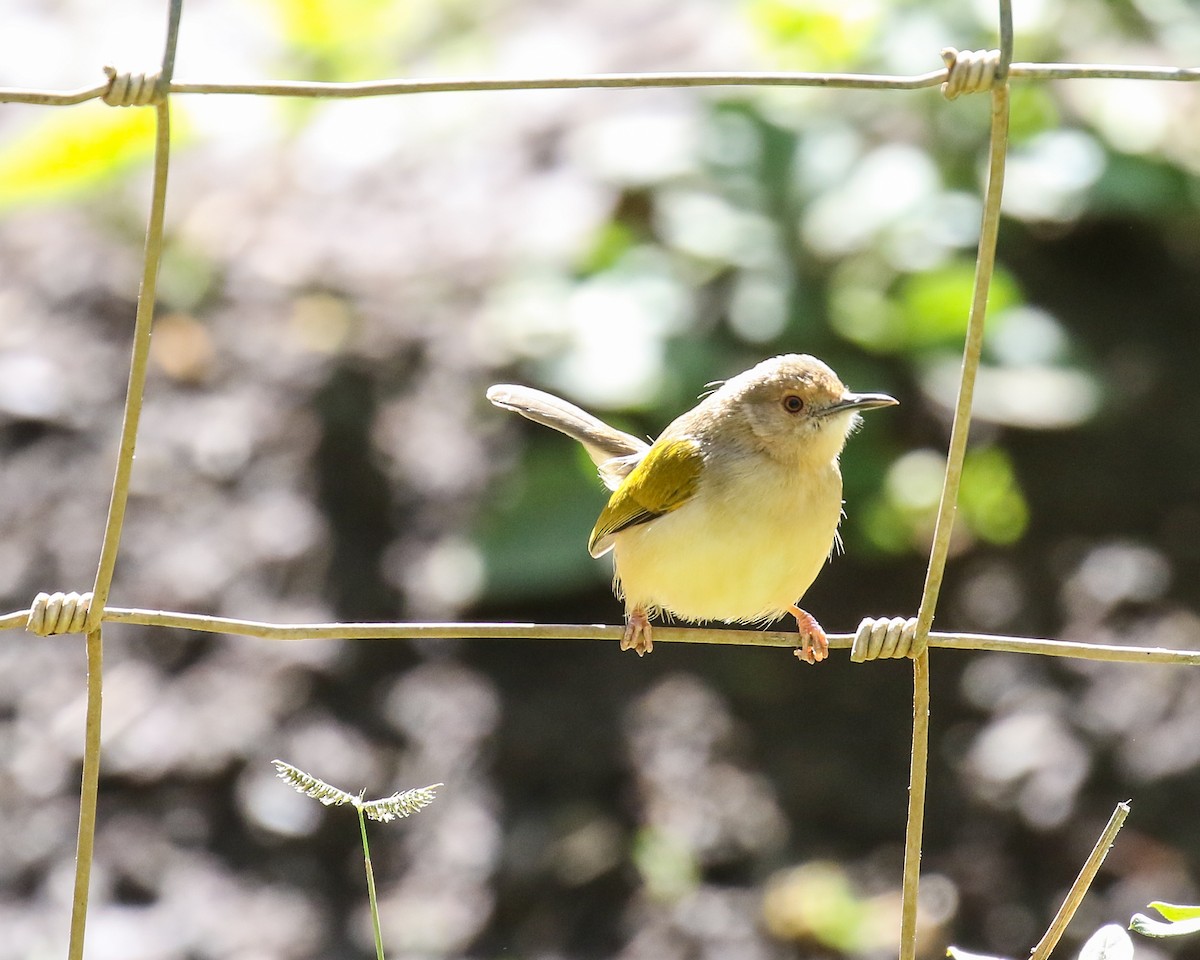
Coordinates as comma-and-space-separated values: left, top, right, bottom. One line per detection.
1147, 902, 1200, 921
1130, 913, 1200, 938
945, 948, 1012, 960
1130, 902, 1200, 938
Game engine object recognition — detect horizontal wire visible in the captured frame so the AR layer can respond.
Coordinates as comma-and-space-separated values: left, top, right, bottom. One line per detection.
1012, 62, 1200, 81
0, 82, 110, 105
0, 70, 943, 105
1, 605, 1198, 664
2, 61, 1199, 106
170, 69, 949, 96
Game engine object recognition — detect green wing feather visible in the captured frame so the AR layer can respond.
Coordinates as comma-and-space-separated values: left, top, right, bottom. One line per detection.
588, 438, 702, 557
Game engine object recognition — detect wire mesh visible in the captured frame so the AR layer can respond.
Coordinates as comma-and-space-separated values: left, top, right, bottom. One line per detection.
1, 0, 1198, 958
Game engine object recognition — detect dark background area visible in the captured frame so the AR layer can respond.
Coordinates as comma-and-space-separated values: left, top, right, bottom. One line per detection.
3, 0, 1200, 957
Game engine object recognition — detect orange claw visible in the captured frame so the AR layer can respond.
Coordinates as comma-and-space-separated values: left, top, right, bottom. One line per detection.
789, 605, 828, 664
621, 607, 654, 656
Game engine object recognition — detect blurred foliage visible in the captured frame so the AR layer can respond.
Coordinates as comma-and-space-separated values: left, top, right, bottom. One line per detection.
266, 0, 489, 80
472, 0, 1101, 594
0, 104, 162, 208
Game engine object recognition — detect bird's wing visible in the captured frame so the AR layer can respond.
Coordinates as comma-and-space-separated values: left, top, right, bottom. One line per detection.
588, 438, 703, 558
597, 452, 643, 491
486, 384, 650, 467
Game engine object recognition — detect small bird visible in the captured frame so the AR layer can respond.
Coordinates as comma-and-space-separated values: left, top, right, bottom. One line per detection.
487, 355, 896, 663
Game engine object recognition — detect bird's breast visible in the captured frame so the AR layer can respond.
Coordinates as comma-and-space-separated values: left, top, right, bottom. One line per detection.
611, 456, 844, 623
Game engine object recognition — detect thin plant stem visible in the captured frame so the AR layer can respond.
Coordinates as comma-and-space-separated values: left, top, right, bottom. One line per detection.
67, 628, 103, 960
357, 805, 387, 960
1030, 802, 1131, 960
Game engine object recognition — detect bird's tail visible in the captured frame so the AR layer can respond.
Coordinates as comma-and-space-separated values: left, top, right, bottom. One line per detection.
486, 384, 649, 484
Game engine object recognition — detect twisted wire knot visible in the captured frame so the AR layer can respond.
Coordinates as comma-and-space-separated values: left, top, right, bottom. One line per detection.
27, 591, 93, 636
851, 616, 923, 662
940, 47, 1001, 100
102, 65, 164, 106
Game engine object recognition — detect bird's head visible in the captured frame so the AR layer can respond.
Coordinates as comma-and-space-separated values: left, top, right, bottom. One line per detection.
706, 354, 897, 464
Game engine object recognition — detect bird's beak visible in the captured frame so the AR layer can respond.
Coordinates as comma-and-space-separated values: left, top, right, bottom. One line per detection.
821, 392, 899, 416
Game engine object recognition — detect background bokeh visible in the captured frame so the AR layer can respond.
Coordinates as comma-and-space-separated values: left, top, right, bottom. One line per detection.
3, 0, 1200, 957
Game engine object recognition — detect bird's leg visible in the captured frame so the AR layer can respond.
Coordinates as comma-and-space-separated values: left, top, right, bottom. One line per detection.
789, 605, 828, 664
622, 607, 653, 656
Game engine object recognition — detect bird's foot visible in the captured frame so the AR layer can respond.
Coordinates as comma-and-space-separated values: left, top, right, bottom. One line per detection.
789, 605, 828, 664
621, 608, 653, 656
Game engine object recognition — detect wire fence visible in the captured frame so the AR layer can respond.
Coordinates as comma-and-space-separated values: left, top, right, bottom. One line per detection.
2, 1, 1198, 958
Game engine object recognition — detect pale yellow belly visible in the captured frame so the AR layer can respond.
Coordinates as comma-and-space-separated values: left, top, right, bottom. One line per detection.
610, 463, 843, 623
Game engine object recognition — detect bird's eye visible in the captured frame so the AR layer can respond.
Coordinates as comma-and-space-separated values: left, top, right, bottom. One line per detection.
783, 395, 805, 414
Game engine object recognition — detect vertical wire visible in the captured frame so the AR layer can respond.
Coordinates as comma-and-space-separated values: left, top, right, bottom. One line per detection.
913, 8, 1013, 648
159, 0, 184, 83
66, 629, 104, 960
85, 0, 183, 627
898, 4, 1014, 959
69, 3, 185, 956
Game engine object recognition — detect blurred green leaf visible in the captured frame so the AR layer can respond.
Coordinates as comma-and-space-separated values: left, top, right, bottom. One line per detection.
860, 492, 914, 554
832, 259, 1023, 355
839, 414, 904, 554
896, 261, 1021, 351
863, 443, 1028, 553
744, 0, 878, 70
579, 221, 638, 276
266, 0, 406, 77
0, 104, 168, 209
477, 442, 609, 600
961, 447, 1028, 545
1007, 85, 1060, 143
869, 448, 944, 552
829, 280, 905, 353
632, 828, 700, 902
263, 0, 485, 80
762, 861, 878, 951
159, 244, 219, 311
1090, 152, 1194, 216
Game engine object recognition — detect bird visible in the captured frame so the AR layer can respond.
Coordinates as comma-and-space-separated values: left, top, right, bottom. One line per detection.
486, 354, 896, 663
